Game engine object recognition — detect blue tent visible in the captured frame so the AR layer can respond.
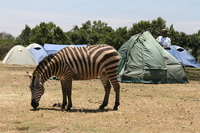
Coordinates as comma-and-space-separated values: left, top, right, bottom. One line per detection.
167, 45, 200, 68
27, 43, 48, 65
44, 44, 87, 55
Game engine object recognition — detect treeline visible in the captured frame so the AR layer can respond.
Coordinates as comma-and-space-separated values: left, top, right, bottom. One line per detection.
1, 17, 200, 60
0, 32, 15, 60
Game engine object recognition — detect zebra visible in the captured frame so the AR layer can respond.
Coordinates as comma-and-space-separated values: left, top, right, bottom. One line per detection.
29, 44, 120, 111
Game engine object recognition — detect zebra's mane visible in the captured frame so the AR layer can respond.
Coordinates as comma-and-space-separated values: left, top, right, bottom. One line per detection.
34, 54, 55, 73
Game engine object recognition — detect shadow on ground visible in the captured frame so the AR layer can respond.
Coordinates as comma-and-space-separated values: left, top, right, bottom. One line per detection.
30, 107, 113, 113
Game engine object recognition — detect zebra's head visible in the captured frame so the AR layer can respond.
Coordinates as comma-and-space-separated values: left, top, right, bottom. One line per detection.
29, 71, 44, 109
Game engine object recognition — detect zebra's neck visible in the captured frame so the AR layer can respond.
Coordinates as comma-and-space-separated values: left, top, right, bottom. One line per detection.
34, 55, 55, 83
34, 62, 53, 83
35, 55, 66, 82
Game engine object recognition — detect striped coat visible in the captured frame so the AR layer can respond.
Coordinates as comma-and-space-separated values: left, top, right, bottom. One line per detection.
29, 44, 120, 111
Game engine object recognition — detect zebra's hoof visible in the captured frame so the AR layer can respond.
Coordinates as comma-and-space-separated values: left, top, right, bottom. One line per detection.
113, 106, 118, 110
66, 107, 71, 111
99, 106, 105, 110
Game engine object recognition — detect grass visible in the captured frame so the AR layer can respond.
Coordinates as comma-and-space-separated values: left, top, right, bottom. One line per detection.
185, 67, 200, 81
0, 62, 200, 132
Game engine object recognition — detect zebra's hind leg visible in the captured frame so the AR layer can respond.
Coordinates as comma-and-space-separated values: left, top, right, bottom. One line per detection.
99, 73, 111, 110
111, 80, 120, 110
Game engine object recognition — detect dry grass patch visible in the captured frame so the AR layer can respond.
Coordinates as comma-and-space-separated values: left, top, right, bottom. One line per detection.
0, 62, 200, 132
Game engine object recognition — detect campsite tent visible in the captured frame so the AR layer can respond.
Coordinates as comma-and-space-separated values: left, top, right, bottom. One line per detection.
167, 45, 200, 68
2, 45, 36, 65
118, 31, 188, 83
2, 43, 48, 65
44, 44, 87, 55
27, 43, 48, 65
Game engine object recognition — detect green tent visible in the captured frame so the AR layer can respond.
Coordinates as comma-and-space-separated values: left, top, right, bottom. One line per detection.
118, 31, 188, 83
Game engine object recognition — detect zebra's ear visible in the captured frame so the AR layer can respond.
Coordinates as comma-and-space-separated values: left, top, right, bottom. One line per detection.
26, 71, 33, 79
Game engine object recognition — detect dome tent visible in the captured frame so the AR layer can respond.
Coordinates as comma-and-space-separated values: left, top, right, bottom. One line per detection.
2, 45, 36, 65
167, 45, 200, 68
27, 43, 48, 65
118, 31, 188, 83
2, 43, 48, 65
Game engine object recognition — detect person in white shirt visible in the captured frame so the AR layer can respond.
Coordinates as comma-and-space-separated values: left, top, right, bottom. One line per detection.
156, 29, 171, 50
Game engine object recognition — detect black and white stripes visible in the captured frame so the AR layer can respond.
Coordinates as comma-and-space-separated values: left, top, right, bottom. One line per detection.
29, 44, 120, 111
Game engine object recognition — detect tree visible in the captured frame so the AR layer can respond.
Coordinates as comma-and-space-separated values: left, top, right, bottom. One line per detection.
66, 20, 115, 45
92, 20, 114, 44
12, 18, 200, 60
150, 17, 166, 37
187, 34, 200, 60
30, 22, 55, 45
53, 26, 69, 44
127, 17, 166, 38
112, 27, 128, 50
66, 20, 128, 50
24, 22, 68, 45
15, 24, 31, 46
0, 32, 15, 60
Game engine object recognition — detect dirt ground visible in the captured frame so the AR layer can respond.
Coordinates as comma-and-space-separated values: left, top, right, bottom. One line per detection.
0, 62, 200, 133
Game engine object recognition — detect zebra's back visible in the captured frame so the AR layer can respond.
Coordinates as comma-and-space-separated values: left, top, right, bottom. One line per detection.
55, 44, 119, 80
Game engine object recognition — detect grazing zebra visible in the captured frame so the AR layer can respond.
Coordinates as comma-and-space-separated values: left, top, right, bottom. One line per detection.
29, 44, 120, 111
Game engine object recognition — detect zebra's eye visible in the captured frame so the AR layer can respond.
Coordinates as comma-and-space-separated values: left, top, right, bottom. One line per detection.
37, 86, 40, 89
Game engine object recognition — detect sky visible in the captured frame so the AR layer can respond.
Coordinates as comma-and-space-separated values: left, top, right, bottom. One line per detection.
0, 0, 200, 37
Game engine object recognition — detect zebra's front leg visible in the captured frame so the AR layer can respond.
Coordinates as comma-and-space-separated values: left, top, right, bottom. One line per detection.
61, 78, 73, 111
61, 80, 68, 111
66, 87, 72, 111
61, 93, 67, 110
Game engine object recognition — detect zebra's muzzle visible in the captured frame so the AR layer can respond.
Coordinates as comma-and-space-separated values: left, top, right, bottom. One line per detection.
31, 99, 39, 109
